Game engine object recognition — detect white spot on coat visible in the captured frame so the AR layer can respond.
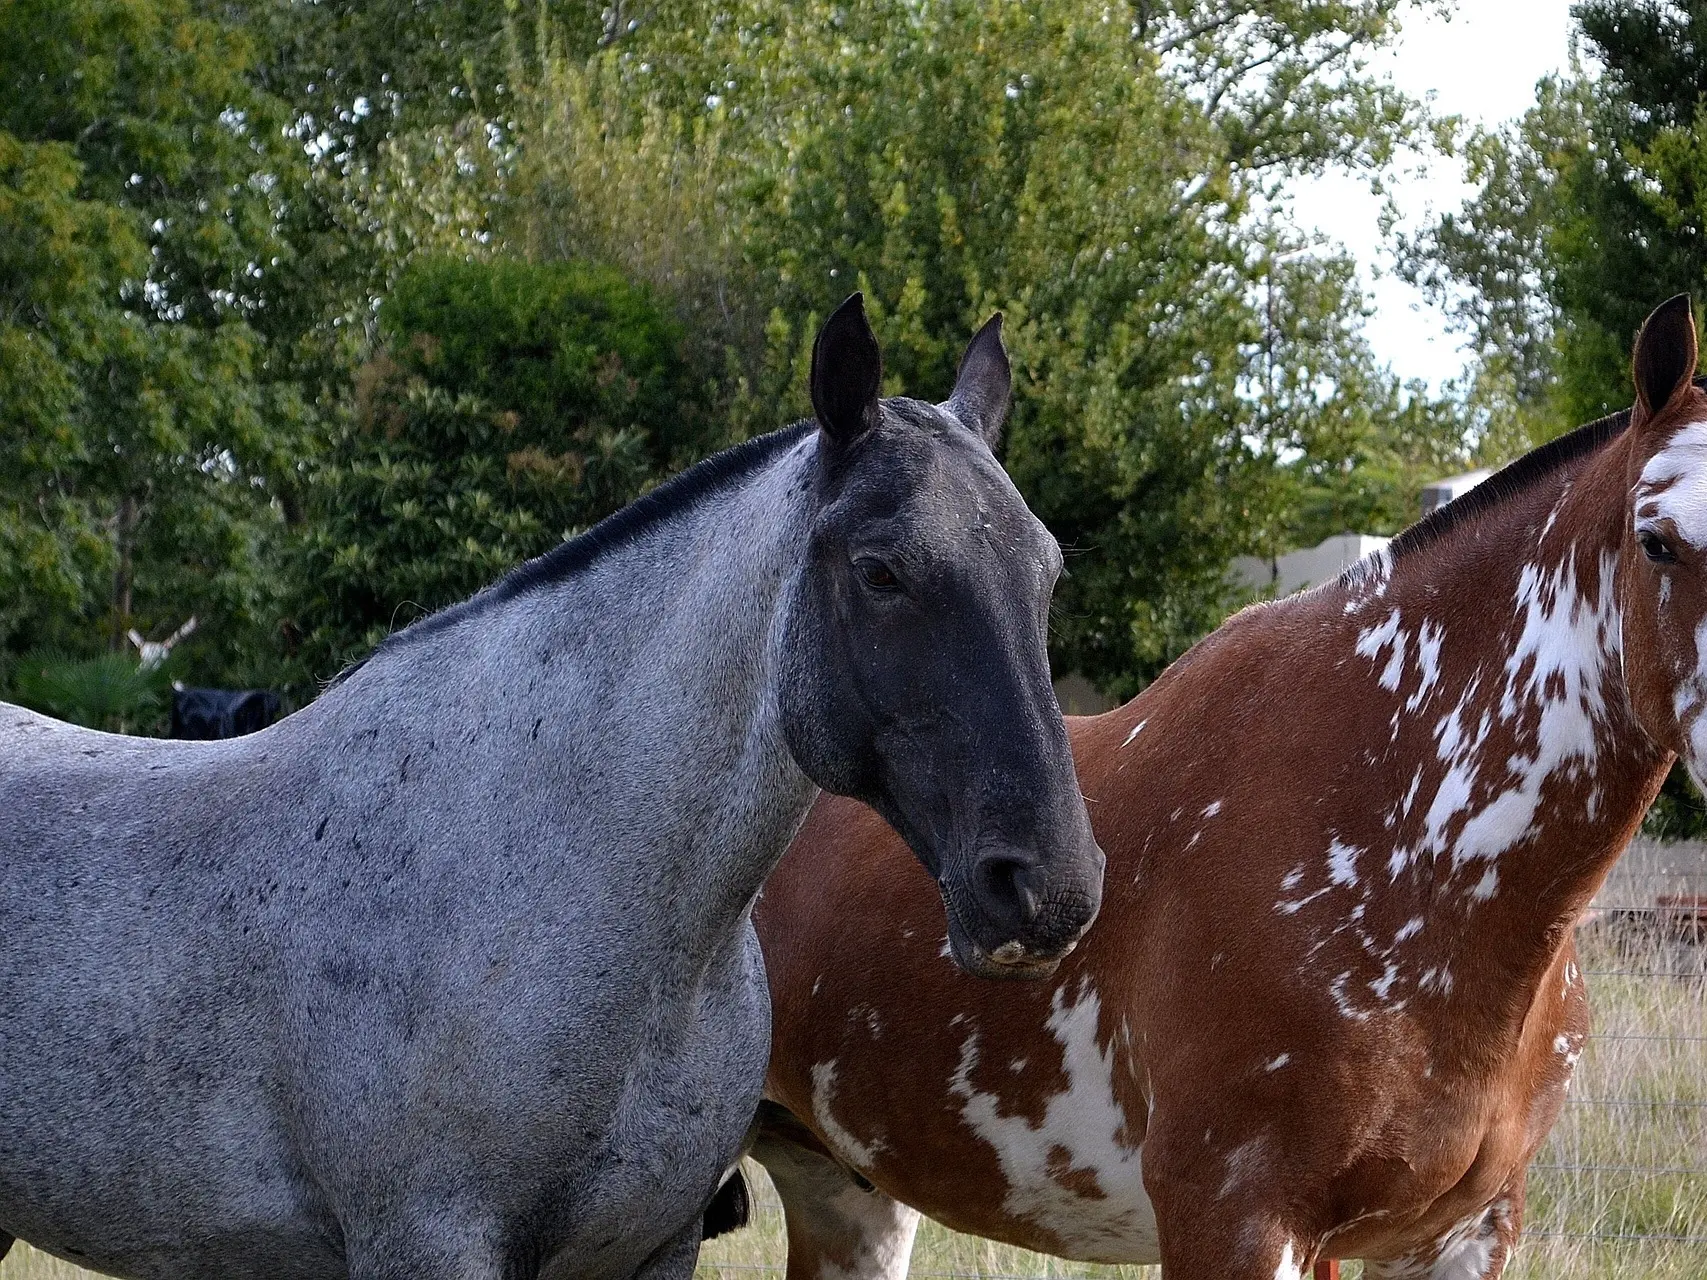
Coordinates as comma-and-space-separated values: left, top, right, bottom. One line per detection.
1357, 607, 1407, 691
811, 1061, 885, 1167
1326, 839, 1362, 888
1637, 420, 1707, 547
949, 981, 1160, 1262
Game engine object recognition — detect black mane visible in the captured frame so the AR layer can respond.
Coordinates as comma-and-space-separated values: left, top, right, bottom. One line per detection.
1381, 406, 1634, 567
329, 421, 814, 684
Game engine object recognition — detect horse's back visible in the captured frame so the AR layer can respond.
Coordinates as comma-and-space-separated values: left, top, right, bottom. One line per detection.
0, 703, 336, 1277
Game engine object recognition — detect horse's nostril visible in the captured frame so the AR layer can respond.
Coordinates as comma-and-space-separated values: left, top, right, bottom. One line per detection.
978, 853, 1042, 926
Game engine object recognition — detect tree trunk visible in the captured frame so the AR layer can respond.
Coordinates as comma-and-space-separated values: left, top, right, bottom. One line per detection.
110, 494, 138, 652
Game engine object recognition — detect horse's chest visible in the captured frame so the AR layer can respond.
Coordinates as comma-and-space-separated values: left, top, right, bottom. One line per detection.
542, 926, 773, 1276
813, 980, 1163, 1265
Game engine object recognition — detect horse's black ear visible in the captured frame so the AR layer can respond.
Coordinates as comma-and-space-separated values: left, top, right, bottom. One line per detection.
943, 313, 1010, 448
811, 293, 883, 446
1634, 293, 1698, 419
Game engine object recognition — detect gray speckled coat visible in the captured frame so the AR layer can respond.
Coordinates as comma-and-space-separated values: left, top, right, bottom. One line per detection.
0, 298, 1103, 1280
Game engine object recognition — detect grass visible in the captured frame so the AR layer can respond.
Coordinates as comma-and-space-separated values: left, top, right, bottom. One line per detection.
4, 904, 1703, 1278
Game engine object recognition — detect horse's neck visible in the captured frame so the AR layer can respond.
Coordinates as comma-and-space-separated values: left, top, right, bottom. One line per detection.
330, 435, 820, 922
1344, 438, 1667, 1038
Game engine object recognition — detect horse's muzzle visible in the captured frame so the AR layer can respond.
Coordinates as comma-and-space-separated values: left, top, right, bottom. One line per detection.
943, 840, 1104, 979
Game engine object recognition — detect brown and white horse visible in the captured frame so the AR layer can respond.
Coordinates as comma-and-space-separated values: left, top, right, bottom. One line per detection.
749, 296, 1707, 1279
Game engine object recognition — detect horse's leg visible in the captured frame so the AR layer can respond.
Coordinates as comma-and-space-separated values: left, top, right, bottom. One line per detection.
1141, 1123, 1323, 1279
1363, 1183, 1525, 1280
752, 1110, 919, 1280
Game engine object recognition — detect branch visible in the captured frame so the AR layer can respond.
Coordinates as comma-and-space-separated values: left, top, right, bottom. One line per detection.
1151, 6, 1257, 55
1204, 42, 1288, 116
599, 3, 655, 48
1206, 31, 1356, 121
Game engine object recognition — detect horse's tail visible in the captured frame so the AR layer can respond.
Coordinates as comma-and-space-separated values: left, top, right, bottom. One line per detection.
701, 1166, 751, 1240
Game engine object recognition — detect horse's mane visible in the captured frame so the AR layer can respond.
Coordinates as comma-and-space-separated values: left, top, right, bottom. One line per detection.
1358, 406, 1635, 578
327, 421, 815, 686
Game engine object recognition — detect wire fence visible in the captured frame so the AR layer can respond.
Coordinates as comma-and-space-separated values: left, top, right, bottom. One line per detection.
696, 839, 1707, 1280
1505, 838, 1707, 1280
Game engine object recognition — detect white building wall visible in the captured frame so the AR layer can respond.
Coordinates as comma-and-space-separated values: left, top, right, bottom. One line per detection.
1230, 532, 1392, 598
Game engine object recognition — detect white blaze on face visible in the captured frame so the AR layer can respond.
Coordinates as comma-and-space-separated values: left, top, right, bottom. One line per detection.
1637, 420, 1707, 547
948, 980, 1160, 1263
1274, 1241, 1305, 1280
1639, 422, 1707, 777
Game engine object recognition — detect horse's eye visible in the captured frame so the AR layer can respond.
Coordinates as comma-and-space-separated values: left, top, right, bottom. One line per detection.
855, 558, 900, 591
1640, 530, 1677, 564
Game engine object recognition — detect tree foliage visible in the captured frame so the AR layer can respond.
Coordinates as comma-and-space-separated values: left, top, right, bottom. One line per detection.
0, 0, 314, 687
1411, 2, 1707, 438
1411, 1, 1707, 834
285, 257, 713, 681
503, 0, 1444, 693
3, 0, 1465, 714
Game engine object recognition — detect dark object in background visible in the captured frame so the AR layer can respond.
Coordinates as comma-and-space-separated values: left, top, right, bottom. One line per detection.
170, 688, 280, 740
700, 1167, 750, 1240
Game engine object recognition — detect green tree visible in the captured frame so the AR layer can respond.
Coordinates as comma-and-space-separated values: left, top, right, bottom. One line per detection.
1413, 1, 1707, 833
0, 0, 317, 690
1254, 252, 1472, 554
503, 0, 1429, 695
1409, 3, 1707, 441
285, 257, 714, 682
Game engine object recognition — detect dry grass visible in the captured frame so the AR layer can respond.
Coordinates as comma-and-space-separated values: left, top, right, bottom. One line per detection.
6, 848, 1704, 1280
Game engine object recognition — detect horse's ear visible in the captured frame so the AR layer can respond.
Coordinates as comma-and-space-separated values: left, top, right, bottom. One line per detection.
811, 293, 883, 447
1634, 293, 1698, 420
943, 313, 1011, 448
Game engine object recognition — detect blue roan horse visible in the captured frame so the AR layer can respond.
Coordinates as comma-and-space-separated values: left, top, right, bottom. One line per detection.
0, 296, 1104, 1280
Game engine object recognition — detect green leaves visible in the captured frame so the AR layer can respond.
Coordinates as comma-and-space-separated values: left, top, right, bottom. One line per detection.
283, 257, 710, 683
468, 0, 1444, 693
498, 0, 1434, 692
1, 0, 1456, 715
1139, 1, 1419, 181
7, 649, 178, 734
1413, 3, 1707, 445
0, 0, 310, 690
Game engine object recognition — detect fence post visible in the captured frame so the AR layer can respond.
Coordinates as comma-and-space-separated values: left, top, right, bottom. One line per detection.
1314, 1262, 1339, 1280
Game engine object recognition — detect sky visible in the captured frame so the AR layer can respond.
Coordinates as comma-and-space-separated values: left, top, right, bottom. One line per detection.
1287, 0, 1579, 390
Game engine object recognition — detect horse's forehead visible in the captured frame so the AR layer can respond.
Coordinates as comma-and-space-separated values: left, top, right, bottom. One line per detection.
846, 415, 1044, 547
1635, 418, 1707, 545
